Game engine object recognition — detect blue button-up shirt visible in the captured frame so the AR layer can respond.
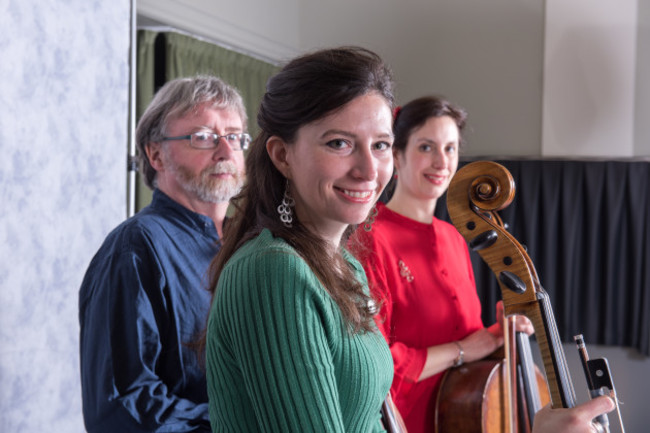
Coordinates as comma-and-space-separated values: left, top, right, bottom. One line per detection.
79, 189, 220, 432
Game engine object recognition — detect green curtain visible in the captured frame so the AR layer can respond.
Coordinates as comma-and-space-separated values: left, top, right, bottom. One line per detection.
135, 29, 279, 211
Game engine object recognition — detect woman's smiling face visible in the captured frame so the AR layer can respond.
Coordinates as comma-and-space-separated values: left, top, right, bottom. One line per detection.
394, 115, 460, 203
284, 92, 394, 244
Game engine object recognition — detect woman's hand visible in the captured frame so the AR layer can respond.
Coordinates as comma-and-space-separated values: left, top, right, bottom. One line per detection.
459, 327, 502, 363
532, 396, 615, 433
488, 300, 535, 340
420, 303, 535, 380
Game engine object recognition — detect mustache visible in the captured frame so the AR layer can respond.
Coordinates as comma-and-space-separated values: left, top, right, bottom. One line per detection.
204, 161, 239, 176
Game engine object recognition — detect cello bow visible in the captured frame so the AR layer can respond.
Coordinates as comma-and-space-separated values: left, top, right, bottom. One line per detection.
446, 160, 623, 432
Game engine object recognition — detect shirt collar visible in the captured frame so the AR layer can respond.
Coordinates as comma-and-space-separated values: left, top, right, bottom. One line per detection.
150, 189, 220, 238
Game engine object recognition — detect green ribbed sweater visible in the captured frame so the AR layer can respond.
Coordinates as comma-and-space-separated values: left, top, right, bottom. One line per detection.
206, 229, 393, 432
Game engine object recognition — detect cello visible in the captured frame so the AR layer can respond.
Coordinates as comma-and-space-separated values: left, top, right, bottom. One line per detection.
435, 319, 550, 433
437, 161, 624, 433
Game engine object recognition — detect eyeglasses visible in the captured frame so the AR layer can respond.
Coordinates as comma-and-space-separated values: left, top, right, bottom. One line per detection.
161, 131, 251, 151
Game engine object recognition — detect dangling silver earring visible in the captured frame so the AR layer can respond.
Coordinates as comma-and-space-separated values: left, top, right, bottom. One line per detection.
277, 181, 295, 228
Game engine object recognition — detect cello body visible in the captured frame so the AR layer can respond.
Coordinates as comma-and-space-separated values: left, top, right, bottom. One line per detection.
435, 358, 509, 433
435, 350, 550, 433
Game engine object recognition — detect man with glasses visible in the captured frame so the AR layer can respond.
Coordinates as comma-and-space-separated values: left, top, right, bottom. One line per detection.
79, 76, 249, 432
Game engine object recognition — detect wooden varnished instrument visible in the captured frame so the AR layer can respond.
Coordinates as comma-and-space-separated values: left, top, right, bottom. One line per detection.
443, 161, 624, 433
434, 323, 551, 433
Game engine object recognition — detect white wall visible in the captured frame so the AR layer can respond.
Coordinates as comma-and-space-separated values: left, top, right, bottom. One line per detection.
542, 0, 638, 157
0, 1, 130, 431
636, 0, 650, 156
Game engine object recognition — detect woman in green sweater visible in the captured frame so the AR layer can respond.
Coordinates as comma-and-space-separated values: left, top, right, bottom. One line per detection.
204, 46, 396, 432
203, 45, 616, 433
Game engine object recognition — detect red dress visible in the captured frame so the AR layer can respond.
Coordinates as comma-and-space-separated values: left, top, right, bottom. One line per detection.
352, 202, 484, 433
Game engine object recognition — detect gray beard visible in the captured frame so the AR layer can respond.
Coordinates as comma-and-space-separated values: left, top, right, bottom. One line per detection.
175, 160, 244, 204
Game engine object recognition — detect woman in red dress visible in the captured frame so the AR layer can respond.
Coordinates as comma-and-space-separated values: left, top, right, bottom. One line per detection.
351, 95, 534, 433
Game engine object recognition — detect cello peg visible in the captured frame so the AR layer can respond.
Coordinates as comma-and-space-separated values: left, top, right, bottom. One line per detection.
499, 271, 526, 294
469, 230, 498, 251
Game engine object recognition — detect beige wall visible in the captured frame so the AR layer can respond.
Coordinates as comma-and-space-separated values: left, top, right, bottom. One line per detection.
298, 0, 545, 157
138, 0, 648, 159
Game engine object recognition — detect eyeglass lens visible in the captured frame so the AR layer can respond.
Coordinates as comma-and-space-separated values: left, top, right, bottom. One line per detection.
191, 132, 248, 150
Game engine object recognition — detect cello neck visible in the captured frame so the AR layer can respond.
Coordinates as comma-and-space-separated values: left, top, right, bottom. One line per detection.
446, 160, 577, 409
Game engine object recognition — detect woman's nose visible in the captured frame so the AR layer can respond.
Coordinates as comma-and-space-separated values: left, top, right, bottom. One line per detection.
353, 148, 379, 180
431, 148, 447, 168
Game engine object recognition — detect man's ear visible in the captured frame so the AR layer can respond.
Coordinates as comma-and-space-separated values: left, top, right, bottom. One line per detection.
145, 142, 164, 171
266, 136, 292, 179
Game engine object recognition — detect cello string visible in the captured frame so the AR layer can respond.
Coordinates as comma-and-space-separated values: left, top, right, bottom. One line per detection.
538, 290, 577, 407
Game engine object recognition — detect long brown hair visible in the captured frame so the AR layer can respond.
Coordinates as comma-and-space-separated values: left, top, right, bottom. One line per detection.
209, 46, 395, 333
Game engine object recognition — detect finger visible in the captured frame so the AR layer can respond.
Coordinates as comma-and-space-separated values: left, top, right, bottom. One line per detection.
577, 396, 616, 421
495, 300, 504, 317
512, 315, 534, 334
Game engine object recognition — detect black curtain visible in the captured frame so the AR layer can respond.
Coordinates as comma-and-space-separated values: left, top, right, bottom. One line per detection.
432, 159, 650, 355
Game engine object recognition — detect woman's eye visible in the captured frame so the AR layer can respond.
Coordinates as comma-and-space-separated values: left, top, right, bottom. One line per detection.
446, 144, 457, 154
419, 144, 431, 152
326, 139, 350, 150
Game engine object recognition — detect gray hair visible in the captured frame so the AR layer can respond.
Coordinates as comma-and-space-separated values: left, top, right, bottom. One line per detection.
136, 75, 247, 189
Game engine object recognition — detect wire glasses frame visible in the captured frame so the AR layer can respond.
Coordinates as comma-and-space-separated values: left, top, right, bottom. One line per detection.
161, 131, 251, 151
